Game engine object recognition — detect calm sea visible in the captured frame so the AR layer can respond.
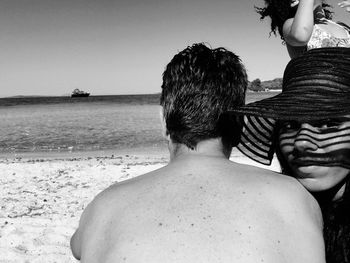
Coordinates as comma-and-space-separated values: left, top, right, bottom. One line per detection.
0, 92, 279, 156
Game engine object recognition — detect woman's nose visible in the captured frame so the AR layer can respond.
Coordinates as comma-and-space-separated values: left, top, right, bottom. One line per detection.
294, 123, 319, 152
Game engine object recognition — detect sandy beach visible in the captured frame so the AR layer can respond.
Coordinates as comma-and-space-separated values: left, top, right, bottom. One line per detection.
0, 149, 280, 263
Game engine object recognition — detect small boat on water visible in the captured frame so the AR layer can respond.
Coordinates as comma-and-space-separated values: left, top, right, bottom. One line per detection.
71, 88, 90, 98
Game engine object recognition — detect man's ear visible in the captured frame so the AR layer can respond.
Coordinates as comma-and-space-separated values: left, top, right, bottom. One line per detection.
159, 107, 170, 140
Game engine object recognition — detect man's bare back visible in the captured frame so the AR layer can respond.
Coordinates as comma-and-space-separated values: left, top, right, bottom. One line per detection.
71, 43, 325, 263
71, 152, 324, 263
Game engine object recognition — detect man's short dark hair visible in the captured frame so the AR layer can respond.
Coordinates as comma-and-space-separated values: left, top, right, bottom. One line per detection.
160, 43, 247, 149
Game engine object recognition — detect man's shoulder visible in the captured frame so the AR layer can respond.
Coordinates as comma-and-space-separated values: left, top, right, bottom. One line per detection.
236, 163, 293, 182
71, 167, 164, 254
87, 165, 167, 209
234, 163, 321, 214
230, 162, 292, 184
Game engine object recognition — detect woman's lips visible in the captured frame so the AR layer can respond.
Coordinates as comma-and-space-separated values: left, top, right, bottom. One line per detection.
291, 157, 336, 166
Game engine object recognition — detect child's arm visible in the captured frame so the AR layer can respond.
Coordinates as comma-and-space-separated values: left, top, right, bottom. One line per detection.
339, 1, 350, 12
283, 0, 315, 46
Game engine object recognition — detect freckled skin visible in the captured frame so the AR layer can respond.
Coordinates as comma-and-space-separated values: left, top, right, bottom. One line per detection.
71, 141, 325, 263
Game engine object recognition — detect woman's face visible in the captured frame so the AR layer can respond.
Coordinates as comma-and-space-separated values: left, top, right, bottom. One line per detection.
278, 116, 350, 192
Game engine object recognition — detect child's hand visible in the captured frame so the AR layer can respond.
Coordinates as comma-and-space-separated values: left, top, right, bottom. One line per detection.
290, 0, 300, 8
338, 1, 350, 12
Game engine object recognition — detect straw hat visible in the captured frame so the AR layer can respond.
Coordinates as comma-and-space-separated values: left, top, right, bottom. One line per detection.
229, 47, 350, 165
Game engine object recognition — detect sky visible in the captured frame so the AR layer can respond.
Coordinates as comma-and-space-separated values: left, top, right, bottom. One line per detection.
0, 0, 348, 97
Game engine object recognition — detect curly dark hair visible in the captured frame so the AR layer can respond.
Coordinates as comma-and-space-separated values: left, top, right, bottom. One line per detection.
321, 183, 350, 263
255, 0, 333, 39
160, 43, 247, 150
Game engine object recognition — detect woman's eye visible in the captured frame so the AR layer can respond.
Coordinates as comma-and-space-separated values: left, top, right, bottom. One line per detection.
318, 120, 342, 129
280, 121, 300, 130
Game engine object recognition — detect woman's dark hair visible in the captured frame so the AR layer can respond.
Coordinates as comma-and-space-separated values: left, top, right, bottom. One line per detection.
275, 124, 350, 263
322, 180, 350, 263
255, 0, 333, 39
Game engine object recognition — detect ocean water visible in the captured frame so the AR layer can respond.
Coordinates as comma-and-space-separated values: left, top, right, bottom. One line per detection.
0, 92, 279, 156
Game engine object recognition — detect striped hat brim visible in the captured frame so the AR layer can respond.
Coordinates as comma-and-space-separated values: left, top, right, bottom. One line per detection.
229, 47, 350, 165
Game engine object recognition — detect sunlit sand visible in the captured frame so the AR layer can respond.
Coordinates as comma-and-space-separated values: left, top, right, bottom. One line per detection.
0, 148, 280, 262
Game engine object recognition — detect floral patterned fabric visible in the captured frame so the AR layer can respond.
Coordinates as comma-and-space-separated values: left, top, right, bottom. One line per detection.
307, 22, 350, 50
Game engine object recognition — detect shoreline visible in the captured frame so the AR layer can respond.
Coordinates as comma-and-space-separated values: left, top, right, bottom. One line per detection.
0, 145, 169, 160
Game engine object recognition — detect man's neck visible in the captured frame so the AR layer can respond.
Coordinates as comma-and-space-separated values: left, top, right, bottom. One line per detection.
168, 138, 231, 162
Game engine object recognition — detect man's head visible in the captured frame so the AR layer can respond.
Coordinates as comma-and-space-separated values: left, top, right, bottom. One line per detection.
160, 43, 247, 150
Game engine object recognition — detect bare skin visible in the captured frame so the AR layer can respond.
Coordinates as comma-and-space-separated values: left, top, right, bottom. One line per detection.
71, 139, 325, 263
339, 0, 350, 12
283, 0, 350, 57
278, 116, 350, 199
